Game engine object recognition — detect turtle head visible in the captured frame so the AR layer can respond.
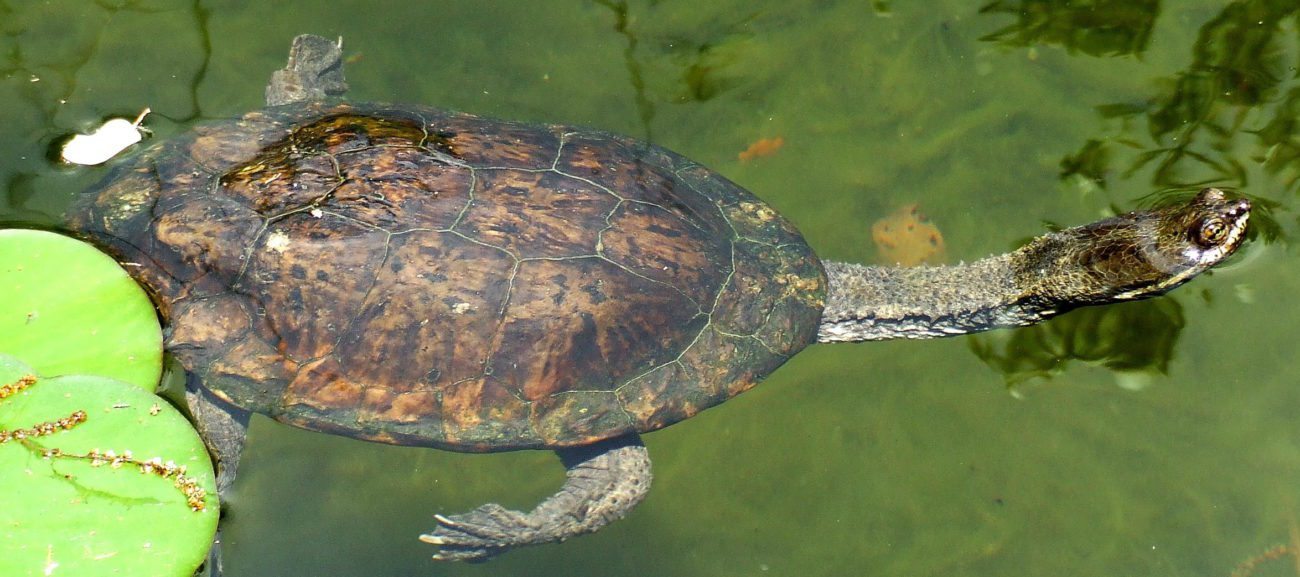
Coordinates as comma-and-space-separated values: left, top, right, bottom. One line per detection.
1060, 187, 1250, 303
66, 157, 163, 248
64, 151, 180, 306
1155, 187, 1250, 265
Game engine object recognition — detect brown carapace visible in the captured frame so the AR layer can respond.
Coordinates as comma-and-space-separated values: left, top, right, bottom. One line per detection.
70, 102, 826, 452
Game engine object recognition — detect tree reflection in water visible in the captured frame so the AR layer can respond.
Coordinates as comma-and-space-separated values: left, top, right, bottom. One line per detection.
973, 0, 1294, 384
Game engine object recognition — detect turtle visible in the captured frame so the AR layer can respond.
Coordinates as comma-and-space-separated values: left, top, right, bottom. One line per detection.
65, 35, 1251, 564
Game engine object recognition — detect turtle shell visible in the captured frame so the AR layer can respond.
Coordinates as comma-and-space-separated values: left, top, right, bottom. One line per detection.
68, 102, 827, 451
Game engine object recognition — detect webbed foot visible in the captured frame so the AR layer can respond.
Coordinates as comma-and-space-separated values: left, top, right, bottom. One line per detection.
420, 504, 535, 561
421, 434, 652, 562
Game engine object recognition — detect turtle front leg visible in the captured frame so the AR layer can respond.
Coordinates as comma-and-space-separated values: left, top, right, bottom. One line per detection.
421, 433, 652, 561
185, 381, 251, 577
185, 381, 250, 497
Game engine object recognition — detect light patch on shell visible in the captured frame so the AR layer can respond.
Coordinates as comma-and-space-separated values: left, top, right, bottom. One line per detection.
60, 109, 151, 165
265, 230, 292, 253
738, 202, 776, 222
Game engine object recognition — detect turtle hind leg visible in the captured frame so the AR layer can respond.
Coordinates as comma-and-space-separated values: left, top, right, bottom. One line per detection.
421, 433, 652, 562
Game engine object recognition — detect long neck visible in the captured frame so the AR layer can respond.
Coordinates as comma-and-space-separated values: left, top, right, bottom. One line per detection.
815, 226, 1162, 342
817, 256, 1050, 342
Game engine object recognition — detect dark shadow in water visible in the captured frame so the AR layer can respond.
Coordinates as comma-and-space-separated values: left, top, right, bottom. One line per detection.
969, 297, 1186, 386
592, 0, 759, 143
593, 0, 658, 142
187, 0, 214, 122
667, 31, 756, 104
979, 0, 1160, 57
0, 172, 59, 228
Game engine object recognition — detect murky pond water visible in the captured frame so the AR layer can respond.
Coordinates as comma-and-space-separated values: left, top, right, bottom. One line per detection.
2, 1, 1297, 576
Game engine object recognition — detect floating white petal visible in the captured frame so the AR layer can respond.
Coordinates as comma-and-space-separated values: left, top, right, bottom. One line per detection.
60, 109, 150, 166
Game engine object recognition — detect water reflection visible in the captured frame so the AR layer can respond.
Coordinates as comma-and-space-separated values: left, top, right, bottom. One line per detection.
593, 0, 657, 141
970, 297, 1185, 386
1053, 0, 1296, 242
979, 0, 1159, 57
974, 0, 1292, 384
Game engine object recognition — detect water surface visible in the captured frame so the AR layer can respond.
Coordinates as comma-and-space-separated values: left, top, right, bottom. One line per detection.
1, 1, 1296, 576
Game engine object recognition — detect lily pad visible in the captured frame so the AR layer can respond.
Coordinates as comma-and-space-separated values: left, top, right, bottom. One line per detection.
0, 229, 162, 391
0, 355, 31, 384
0, 357, 218, 577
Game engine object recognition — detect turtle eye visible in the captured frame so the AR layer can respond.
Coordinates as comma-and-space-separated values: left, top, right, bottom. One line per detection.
1193, 217, 1227, 248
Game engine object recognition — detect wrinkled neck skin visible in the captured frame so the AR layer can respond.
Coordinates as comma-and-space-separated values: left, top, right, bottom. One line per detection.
816, 222, 1187, 342
818, 256, 1034, 342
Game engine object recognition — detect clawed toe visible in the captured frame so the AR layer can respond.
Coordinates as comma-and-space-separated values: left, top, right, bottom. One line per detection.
421, 437, 650, 562
421, 504, 534, 562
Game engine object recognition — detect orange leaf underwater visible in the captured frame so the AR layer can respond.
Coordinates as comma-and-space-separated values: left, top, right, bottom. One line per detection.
871, 203, 947, 267
738, 137, 785, 162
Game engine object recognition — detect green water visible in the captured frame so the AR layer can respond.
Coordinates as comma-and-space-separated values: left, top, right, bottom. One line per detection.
2, 1, 1297, 576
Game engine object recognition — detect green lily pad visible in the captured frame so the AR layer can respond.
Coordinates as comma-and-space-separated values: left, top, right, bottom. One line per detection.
0, 357, 219, 577
0, 355, 31, 384
0, 229, 162, 391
